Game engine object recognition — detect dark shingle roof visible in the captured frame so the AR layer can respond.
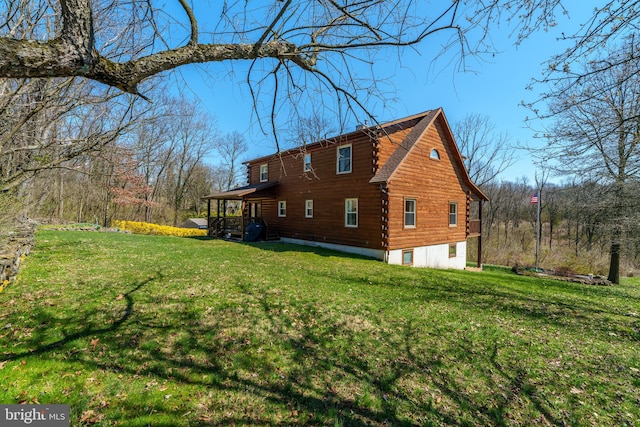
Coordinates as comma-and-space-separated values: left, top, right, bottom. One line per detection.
370, 109, 440, 184
201, 181, 278, 200
369, 108, 488, 201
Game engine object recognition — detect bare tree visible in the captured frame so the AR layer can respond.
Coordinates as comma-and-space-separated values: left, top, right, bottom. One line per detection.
0, 1, 568, 140
215, 131, 248, 191
536, 38, 640, 283
0, 0, 155, 195
530, 1, 640, 108
163, 97, 217, 226
452, 113, 515, 188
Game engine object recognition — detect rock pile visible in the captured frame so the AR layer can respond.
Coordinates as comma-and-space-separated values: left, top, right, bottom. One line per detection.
0, 219, 37, 292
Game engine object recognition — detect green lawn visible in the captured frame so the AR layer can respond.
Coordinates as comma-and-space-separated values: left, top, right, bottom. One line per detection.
1, 230, 639, 426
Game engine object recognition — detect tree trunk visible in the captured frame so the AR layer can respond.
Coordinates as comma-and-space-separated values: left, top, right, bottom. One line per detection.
607, 241, 620, 284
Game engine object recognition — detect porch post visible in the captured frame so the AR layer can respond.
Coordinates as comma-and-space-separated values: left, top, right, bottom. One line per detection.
477, 199, 483, 269
207, 198, 211, 237
216, 199, 221, 238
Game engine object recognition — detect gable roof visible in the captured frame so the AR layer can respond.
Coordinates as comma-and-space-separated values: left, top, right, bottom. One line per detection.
237, 108, 487, 201
202, 181, 278, 200
243, 110, 437, 166
370, 108, 488, 201
370, 109, 439, 184
180, 218, 208, 228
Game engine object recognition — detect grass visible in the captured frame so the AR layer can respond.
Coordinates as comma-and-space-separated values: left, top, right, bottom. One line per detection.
1, 230, 639, 426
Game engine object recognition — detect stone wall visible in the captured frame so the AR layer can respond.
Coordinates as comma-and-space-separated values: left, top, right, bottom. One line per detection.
0, 220, 36, 292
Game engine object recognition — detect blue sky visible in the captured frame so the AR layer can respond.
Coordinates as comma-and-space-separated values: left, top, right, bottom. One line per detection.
175, 1, 598, 185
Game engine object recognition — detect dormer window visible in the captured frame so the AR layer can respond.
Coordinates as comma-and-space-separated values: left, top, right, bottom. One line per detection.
430, 149, 440, 160
260, 164, 268, 182
303, 153, 312, 172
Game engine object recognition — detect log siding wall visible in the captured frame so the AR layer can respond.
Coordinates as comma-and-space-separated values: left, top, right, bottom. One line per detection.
385, 116, 472, 250
246, 133, 384, 250
240, 110, 485, 258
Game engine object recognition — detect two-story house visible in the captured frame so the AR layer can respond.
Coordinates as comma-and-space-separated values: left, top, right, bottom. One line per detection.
203, 108, 488, 269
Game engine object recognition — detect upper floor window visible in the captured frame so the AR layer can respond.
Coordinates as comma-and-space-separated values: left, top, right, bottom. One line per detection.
260, 164, 268, 182
303, 153, 312, 172
305, 200, 313, 218
337, 144, 352, 174
278, 200, 287, 217
449, 202, 458, 226
404, 198, 416, 228
345, 198, 358, 227
430, 149, 440, 160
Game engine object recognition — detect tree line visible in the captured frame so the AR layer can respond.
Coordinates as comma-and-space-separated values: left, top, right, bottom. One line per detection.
1, 77, 248, 227
478, 179, 640, 276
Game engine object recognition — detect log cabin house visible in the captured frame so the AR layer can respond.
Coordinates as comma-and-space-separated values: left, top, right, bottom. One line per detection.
202, 108, 488, 269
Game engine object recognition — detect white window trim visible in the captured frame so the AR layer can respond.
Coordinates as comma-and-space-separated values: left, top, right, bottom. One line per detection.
278, 200, 286, 217
345, 198, 358, 228
337, 144, 352, 174
259, 164, 268, 182
449, 202, 458, 226
404, 198, 416, 228
303, 153, 312, 172
305, 200, 313, 218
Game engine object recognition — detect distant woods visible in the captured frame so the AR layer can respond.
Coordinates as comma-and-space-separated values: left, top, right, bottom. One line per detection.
477, 179, 640, 277
0, 78, 248, 227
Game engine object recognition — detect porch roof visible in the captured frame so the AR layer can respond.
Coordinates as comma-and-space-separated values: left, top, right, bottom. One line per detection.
201, 181, 278, 200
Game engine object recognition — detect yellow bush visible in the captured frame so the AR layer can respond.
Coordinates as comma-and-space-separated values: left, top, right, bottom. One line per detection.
112, 220, 207, 238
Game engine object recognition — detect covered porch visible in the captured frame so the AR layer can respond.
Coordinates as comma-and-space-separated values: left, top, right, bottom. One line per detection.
466, 193, 485, 269
201, 182, 278, 241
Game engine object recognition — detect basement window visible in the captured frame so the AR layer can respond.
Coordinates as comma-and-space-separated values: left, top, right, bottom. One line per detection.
403, 250, 414, 266
449, 244, 457, 258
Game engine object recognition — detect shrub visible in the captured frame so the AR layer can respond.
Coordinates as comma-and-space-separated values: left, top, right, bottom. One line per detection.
112, 220, 207, 238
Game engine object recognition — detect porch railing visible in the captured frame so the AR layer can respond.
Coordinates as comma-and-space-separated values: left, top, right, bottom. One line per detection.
208, 216, 243, 238
468, 219, 481, 235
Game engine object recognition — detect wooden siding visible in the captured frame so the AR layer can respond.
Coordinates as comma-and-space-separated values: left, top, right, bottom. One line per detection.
246, 134, 384, 249
375, 119, 420, 170
386, 115, 471, 250
240, 110, 483, 253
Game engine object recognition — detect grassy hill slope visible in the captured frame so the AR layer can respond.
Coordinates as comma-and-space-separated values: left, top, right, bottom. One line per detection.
1, 230, 639, 426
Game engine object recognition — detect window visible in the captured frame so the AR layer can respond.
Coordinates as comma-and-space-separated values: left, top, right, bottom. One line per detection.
278, 201, 286, 217
449, 243, 457, 258
449, 202, 458, 226
259, 164, 268, 182
337, 144, 352, 174
404, 198, 416, 228
402, 250, 414, 266
345, 198, 358, 227
430, 149, 440, 160
303, 153, 312, 172
305, 200, 313, 218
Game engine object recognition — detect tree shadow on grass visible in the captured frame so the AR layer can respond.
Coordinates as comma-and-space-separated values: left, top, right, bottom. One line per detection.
0, 273, 159, 362
2, 260, 638, 425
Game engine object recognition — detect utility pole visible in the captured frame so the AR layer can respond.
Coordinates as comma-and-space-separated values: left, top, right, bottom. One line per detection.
530, 190, 541, 271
